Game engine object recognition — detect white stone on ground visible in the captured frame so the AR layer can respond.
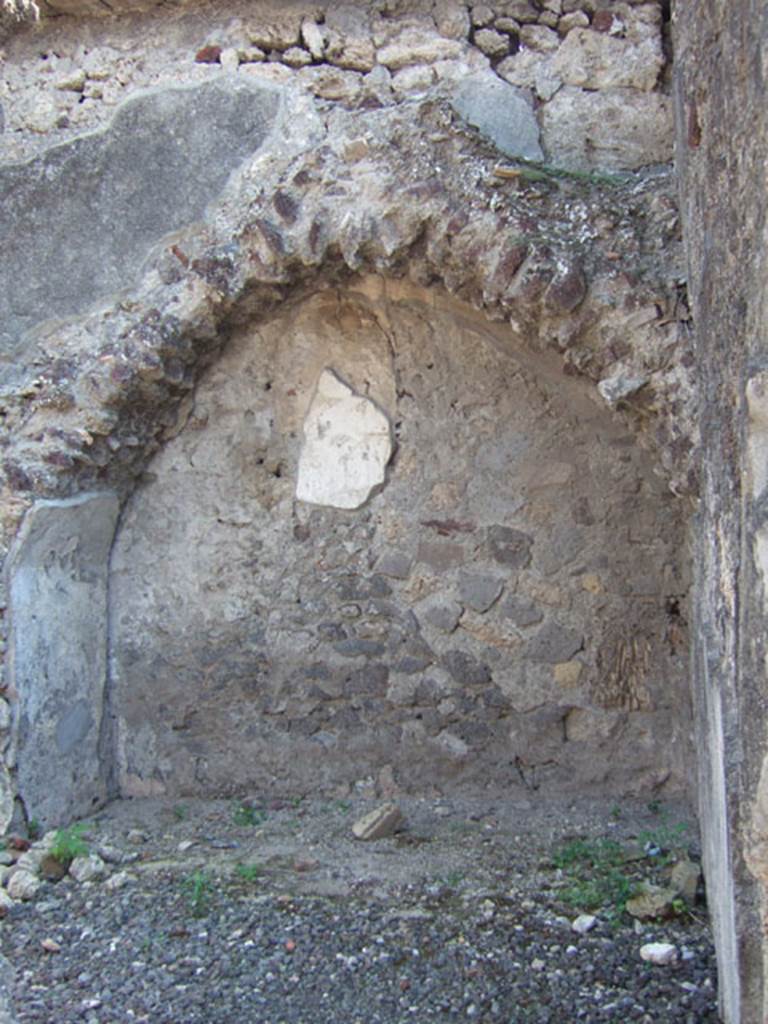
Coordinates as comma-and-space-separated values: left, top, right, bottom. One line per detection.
640, 942, 678, 965
69, 853, 107, 882
572, 913, 597, 934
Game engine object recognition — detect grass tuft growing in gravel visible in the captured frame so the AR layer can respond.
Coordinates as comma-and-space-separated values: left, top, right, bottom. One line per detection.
182, 870, 214, 917
49, 823, 90, 865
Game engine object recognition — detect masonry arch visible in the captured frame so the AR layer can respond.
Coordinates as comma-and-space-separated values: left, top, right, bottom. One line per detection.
3, 113, 695, 827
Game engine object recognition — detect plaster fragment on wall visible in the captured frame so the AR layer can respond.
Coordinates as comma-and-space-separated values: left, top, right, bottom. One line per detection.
296, 368, 392, 510
746, 372, 768, 500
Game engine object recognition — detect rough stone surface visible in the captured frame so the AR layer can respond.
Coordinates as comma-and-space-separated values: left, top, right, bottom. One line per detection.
351, 801, 403, 840
541, 86, 673, 171
473, 28, 509, 58
675, 2, 768, 1020
6, 870, 39, 901
0, 768, 12, 838
6, 493, 119, 826
433, 0, 470, 40
552, 26, 663, 91
497, 50, 562, 100
449, 70, 543, 161
107, 284, 689, 798
525, 620, 582, 663
0, 78, 281, 381
378, 30, 463, 70
458, 573, 504, 613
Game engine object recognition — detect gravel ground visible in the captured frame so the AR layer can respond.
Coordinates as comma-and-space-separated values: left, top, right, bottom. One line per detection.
0, 794, 719, 1023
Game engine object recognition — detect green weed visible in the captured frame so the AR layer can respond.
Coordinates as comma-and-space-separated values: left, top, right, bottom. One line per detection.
50, 823, 90, 865
173, 804, 189, 822
234, 862, 262, 884
552, 837, 637, 919
182, 870, 214, 917
496, 159, 628, 190
552, 837, 624, 871
232, 802, 267, 827
638, 817, 690, 865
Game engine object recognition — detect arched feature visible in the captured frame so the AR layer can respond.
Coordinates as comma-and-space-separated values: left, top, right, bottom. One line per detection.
106, 279, 691, 800
2, 90, 694, 821
1, 89, 694, 518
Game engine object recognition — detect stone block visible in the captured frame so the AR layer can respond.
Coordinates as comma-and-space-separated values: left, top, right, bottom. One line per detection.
449, 70, 544, 161
69, 854, 107, 882
473, 28, 510, 58
552, 26, 663, 91
519, 24, 560, 51
554, 661, 582, 688
487, 525, 534, 567
375, 550, 413, 579
352, 802, 403, 840
534, 527, 585, 575
0, 80, 281, 380
526, 620, 583, 663
416, 596, 463, 633
417, 541, 466, 571
458, 573, 504, 612
442, 649, 492, 685
540, 86, 673, 171
247, 12, 301, 51
497, 51, 562, 100
433, 0, 471, 39
6, 870, 40, 901
378, 30, 463, 70
499, 594, 544, 627
6, 493, 119, 827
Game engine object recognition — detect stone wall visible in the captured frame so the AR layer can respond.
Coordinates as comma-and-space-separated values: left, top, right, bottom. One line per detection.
9, 0, 768, 1020
0, 0, 693, 857
1, 0, 672, 173
109, 280, 689, 799
674, 3, 768, 1022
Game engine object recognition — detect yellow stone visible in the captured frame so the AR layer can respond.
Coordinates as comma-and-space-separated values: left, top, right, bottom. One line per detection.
582, 573, 603, 594
554, 661, 582, 687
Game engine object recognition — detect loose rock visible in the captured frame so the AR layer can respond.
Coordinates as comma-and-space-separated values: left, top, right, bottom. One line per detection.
69, 854, 106, 883
6, 870, 40, 901
352, 802, 404, 841
640, 941, 678, 965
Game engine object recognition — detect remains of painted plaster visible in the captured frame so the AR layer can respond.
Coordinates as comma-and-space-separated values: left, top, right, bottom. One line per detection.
296, 369, 393, 510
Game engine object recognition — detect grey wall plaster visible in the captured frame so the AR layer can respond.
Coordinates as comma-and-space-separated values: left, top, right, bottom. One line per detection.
0, 77, 281, 381
5, 492, 119, 827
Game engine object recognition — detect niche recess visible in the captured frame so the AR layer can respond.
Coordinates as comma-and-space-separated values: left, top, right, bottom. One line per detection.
105, 279, 691, 801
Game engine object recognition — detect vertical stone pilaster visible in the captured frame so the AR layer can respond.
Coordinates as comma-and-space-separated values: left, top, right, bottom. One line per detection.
5, 492, 119, 827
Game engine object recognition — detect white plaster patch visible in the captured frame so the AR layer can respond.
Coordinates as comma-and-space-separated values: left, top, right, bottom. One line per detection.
296, 369, 392, 509
746, 372, 768, 500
